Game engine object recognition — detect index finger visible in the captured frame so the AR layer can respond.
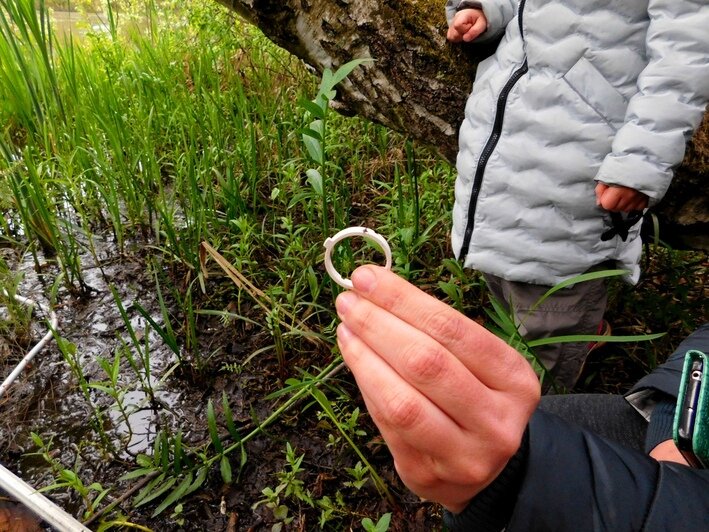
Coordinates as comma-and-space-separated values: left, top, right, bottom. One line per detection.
349, 266, 536, 391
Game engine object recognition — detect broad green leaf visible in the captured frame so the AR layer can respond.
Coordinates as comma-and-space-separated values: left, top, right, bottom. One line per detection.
183, 466, 208, 497
136, 454, 153, 468
299, 97, 325, 119
329, 58, 373, 87
306, 169, 323, 195
220, 455, 233, 484
319, 68, 334, 93
375, 512, 391, 531
300, 125, 323, 142
59, 470, 77, 483
88, 383, 113, 394
437, 281, 459, 302
310, 388, 336, 420
302, 133, 323, 164
93, 488, 110, 509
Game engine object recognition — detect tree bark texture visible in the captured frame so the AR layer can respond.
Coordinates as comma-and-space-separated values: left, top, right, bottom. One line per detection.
214, 0, 709, 250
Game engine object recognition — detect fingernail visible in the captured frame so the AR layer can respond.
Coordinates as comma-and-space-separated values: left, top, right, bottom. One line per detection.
335, 291, 358, 318
351, 265, 377, 294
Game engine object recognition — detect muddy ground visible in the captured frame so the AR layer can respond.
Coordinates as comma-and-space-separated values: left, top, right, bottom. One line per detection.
0, 236, 707, 531
0, 236, 442, 531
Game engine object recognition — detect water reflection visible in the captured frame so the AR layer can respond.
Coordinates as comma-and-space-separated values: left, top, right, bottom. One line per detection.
50, 11, 110, 39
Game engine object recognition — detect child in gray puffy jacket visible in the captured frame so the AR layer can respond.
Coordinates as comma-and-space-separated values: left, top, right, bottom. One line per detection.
445, 0, 709, 390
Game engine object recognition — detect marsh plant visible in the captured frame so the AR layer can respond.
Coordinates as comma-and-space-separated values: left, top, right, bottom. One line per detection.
0, 257, 33, 346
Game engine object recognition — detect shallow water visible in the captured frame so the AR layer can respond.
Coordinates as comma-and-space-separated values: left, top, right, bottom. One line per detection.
50, 11, 110, 39
0, 234, 185, 479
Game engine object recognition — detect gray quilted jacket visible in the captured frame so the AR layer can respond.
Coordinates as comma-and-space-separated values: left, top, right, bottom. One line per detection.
446, 0, 709, 285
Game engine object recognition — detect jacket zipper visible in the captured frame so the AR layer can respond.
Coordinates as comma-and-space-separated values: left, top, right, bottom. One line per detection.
458, 0, 529, 260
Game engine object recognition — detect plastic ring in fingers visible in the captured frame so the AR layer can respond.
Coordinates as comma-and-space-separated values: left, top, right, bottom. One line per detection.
323, 227, 392, 290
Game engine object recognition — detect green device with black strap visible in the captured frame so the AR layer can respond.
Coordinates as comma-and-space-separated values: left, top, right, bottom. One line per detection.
673, 349, 709, 469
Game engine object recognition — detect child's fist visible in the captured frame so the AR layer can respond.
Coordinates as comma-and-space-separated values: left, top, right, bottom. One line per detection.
447, 9, 488, 43
595, 183, 648, 212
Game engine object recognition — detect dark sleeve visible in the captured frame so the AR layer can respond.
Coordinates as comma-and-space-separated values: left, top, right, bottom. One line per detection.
508, 411, 709, 532
629, 323, 709, 400
625, 323, 709, 448
644, 394, 676, 453
445, 410, 709, 532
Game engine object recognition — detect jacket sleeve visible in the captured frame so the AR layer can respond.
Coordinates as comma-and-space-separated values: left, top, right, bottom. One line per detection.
445, 0, 519, 43
594, 0, 709, 205
506, 411, 709, 532
626, 323, 709, 419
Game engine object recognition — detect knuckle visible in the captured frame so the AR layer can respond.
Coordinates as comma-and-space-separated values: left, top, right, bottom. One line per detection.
396, 457, 437, 489
385, 393, 424, 430
493, 428, 523, 459
410, 469, 439, 491
402, 343, 449, 384
457, 462, 488, 487
423, 311, 466, 345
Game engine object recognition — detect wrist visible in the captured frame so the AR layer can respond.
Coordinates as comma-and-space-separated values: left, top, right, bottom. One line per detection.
649, 440, 689, 466
443, 427, 529, 530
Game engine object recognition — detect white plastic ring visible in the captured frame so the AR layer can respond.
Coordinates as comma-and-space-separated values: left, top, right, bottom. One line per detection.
323, 227, 392, 290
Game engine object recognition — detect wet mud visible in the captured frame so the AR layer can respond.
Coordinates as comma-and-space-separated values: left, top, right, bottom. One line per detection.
0, 236, 440, 531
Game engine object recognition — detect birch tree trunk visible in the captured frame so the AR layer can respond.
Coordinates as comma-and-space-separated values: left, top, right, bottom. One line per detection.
214, 0, 709, 250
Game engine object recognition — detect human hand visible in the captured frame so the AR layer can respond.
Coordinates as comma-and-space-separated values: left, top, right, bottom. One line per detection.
447, 9, 488, 43
335, 266, 540, 512
649, 440, 690, 466
595, 183, 649, 212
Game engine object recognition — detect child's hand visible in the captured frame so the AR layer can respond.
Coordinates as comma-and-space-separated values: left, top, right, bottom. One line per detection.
595, 183, 649, 212
447, 9, 488, 43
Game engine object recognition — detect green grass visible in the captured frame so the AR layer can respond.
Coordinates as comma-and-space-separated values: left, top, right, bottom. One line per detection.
0, 0, 457, 527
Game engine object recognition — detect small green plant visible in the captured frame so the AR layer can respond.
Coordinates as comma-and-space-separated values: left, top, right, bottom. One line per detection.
28, 432, 110, 520
320, 405, 367, 449
89, 350, 133, 445
344, 461, 370, 490
438, 258, 478, 312
0, 259, 33, 345
362, 512, 392, 532
310, 387, 393, 504
53, 333, 114, 451
110, 284, 157, 403
252, 442, 313, 528
298, 58, 372, 236
316, 492, 346, 528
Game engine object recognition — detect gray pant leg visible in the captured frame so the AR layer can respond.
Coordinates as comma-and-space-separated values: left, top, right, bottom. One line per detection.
483, 273, 608, 392
539, 394, 647, 452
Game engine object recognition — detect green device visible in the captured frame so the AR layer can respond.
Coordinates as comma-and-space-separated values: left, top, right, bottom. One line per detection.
673, 349, 709, 469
